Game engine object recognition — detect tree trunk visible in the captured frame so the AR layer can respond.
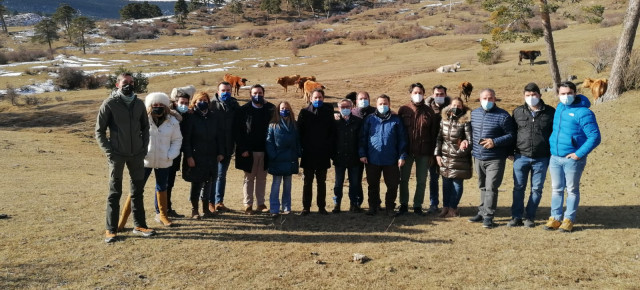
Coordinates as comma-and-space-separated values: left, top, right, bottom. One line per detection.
539, 0, 561, 92
598, 0, 640, 103
0, 13, 7, 33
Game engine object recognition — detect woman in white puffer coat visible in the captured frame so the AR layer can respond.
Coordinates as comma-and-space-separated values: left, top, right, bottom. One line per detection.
117, 92, 182, 229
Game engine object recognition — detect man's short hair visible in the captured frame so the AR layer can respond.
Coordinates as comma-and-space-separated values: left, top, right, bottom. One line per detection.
558, 81, 577, 94
116, 72, 133, 83
312, 88, 325, 97
432, 84, 448, 94
339, 99, 353, 107
523, 82, 541, 95
377, 94, 391, 102
409, 83, 425, 93
480, 88, 496, 97
218, 81, 231, 89
250, 84, 265, 93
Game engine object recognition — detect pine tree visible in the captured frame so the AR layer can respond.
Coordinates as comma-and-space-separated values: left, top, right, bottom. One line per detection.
52, 3, 77, 42
71, 16, 95, 54
32, 18, 59, 51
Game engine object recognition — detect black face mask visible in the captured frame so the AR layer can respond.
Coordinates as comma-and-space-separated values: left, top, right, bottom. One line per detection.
450, 108, 463, 116
196, 101, 209, 111
121, 84, 134, 96
152, 107, 164, 115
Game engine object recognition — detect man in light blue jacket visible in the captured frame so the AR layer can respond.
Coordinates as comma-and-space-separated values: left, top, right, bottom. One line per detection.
544, 81, 601, 233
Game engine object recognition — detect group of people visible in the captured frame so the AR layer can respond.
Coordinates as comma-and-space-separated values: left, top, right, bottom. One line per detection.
96, 73, 601, 243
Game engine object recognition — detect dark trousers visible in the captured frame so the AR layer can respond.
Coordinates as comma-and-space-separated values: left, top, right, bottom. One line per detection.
166, 164, 178, 211
105, 154, 147, 232
302, 167, 327, 210
365, 163, 400, 210
474, 158, 506, 218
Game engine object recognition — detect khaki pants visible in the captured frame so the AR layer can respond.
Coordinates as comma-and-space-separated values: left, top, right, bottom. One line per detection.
243, 152, 267, 206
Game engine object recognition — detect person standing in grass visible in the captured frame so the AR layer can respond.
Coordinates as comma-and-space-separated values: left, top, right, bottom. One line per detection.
434, 97, 472, 218
360, 94, 407, 217
266, 101, 300, 218
468, 88, 516, 229
234, 84, 276, 215
96, 72, 156, 243
297, 88, 336, 216
424, 85, 452, 215
332, 99, 364, 213
544, 81, 601, 233
398, 83, 438, 216
508, 83, 555, 228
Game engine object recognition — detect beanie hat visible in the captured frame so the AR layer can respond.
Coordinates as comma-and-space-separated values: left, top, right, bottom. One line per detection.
170, 85, 196, 102
144, 92, 171, 108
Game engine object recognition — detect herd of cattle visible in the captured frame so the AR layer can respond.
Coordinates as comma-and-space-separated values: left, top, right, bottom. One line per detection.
220, 50, 609, 102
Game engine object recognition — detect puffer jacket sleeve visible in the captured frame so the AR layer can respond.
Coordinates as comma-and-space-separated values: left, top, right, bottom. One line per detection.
575, 110, 601, 158
434, 120, 444, 156
462, 120, 472, 154
492, 113, 515, 148
167, 117, 183, 160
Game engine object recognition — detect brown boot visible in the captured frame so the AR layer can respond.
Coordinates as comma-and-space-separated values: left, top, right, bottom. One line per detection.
256, 204, 269, 213
117, 195, 132, 232
438, 207, 450, 218
154, 191, 173, 226
208, 202, 217, 214
215, 203, 230, 212
244, 205, 254, 215
190, 200, 200, 220
202, 200, 215, 218
446, 208, 459, 217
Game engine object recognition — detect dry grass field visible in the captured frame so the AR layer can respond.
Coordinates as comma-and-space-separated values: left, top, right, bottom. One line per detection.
1, 1, 640, 288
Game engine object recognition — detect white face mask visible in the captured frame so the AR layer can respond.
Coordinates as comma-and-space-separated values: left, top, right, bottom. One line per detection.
559, 94, 575, 105
411, 94, 423, 103
525, 96, 540, 107
434, 96, 445, 105
480, 99, 494, 111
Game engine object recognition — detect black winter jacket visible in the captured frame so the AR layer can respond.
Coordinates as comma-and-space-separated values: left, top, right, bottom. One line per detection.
512, 101, 555, 158
234, 102, 276, 172
181, 109, 224, 182
333, 115, 363, 168
298, 103, 337, 169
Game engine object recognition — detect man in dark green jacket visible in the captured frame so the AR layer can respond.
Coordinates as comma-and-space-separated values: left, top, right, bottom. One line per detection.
96, 73, 155, 243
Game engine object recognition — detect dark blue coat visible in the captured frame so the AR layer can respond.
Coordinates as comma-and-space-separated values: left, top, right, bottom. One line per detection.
359, 112, 407, 166
471, 105, 516, 160
266, 119, 301, 176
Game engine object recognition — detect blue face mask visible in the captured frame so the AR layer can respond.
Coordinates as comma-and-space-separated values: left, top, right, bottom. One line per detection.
340, 108, 351, 117
312, 100, 323, 108
220, 91, 231, 101
176, 104, 189, 113
196, 101, 209, 111
377, 105, 389, 114
358, 99, 369, 108
481, 100, 494, 111
279, 109, 290, 117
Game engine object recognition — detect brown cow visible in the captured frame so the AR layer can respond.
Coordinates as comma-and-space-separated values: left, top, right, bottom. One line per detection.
276, 74, 300, 93
302, 80, 325, 103
295, 76, 316, 93
459, 81, 473, 103
582, 78, 608, 101
223, 73, 248, 96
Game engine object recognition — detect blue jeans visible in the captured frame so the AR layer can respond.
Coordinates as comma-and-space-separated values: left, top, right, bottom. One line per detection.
549, 155, 587, 222
333, 165, 363, 207
214, 155, 232, 204
511, 154, 550, 220
144, 167, 170, 214
270, 175, 292, 214
442, 177, 464, 209
429, 163, 440, 207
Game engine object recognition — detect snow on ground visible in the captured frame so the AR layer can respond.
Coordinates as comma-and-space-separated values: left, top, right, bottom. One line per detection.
130, 48, 196, 56
0, 79, 66, 95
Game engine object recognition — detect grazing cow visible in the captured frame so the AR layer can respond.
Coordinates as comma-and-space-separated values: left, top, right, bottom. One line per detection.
459, 81, 473, 103
276, 74, 300, 93
302, 80, 325, 103
519, 50, 542, 66
582, 78, 608, 101
295, 76, 316, 93
223, 73, 248, 96
436, 62, 461, 73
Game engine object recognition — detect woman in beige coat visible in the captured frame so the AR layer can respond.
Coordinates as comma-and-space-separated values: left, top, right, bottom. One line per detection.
434, 97, 473, 217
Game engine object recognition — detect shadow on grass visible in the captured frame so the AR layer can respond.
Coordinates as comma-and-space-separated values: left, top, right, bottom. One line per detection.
0, 111, 85, 127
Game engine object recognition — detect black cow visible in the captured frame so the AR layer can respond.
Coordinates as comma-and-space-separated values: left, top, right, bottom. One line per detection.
519, 50, 541, 66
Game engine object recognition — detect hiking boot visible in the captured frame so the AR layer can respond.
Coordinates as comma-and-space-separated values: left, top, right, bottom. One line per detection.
468, 214, 483, 223
438, 207, 450, 218
167, 210, 184, 218
104, 230, 117, 243
215, 203, 231, 212
414, 207, 427, 216
299, 209, 310, 216
395, 204, 408, 216
352, 205, 363, 213
332, 204, 341, 214
318, 208, 329, 215
244, 205, 254, 215
133, 227, 156, 237
523, 218, 535, 228
507, 218, 524, 227
558, 218, 574, 233
426, 204, 439, 214
365, 208, 377, 216
256, 204, 269, 213
482, 218, 495, 229
543, 217, 562, 231
446, 208, 459, 217
386, 208, 396, 217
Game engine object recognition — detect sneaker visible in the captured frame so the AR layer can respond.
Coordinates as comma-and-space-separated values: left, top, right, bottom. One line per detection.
104, 230, 117, 243
426, 204, 439, 214
167, 210, 185, 218
395, 204, 408, 216
482, 218, 495, 229
299, 209, 310, 216
133, 227, 156, 237
543, 217, 562, 231
365, 208, 377, 216
523, 218, 535, 228
468, 214, 483, 223
282, 210, 291, 215
558, 218, 574, 233
318, 208, 329, 215
507, 218, 524, 227
413, 207, 427, 216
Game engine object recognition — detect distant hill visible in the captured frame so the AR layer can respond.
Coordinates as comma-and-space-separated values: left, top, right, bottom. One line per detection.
3, 0, 178, 20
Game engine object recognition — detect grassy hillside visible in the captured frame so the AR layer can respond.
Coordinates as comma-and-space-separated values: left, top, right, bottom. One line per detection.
1, 0, 640, 288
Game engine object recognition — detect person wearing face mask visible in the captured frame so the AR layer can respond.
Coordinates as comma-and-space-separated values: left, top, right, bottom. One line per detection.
434, 97, 473, 218
118, 92, 183, 229
297, 89, 337, 216
468, 88, 516, 229
266, 101, 301, 218
397, 83, 438, 216
332, 99, 364, 213
181, 92, 225, 220
508, 83, 555, 228
359, 94, 407, 217
234, 84, 276, 215
351, 91, 376, 120
544, 81, 601, 233
96, 73, 155, 243
424, 85, 452, 215
207, 81, 240, 215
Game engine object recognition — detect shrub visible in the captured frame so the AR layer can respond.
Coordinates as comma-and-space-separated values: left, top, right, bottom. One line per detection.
582, 5, 605, 24
106, 67, 149, 93
586, 37, 617, 74
56, 68, 85, 90
601, 12, 625, 28
5, 85, 19, 106
454, 23, 489, 35
105, 23, 159, 40
242, 28, 267, 38
83, 75, 108, 90
204, 43, 238, 52
477, 39, 502, 65
348, 31, 370, 45
0, 52, 7, 65
24, 96, 50, 106
4, 48, 50, 63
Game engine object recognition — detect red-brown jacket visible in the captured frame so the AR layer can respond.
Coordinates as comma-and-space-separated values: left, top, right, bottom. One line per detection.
398, 100, 438, 157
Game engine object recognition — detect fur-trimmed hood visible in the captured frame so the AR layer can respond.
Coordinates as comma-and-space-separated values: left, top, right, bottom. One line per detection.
441, 104, 471, 123
144, 92, 170, 108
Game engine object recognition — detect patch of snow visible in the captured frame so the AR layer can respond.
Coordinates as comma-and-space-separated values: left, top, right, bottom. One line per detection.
130, 48, 196, 56
1, 72, 21, 77
5, 13, 45, 27
14, 80, 65, 95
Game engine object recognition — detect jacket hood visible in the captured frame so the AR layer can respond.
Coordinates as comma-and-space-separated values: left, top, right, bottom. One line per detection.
572, 94, 591, 108
441, 104, 471, 123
